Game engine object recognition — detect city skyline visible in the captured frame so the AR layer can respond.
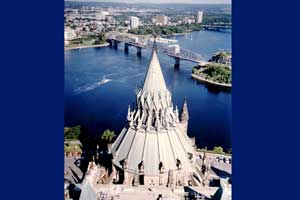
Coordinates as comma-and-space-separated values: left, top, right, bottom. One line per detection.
65, 0, 231, 4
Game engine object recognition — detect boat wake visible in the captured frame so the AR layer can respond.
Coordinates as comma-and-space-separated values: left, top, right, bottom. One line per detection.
73, 76, 112, 95
117, 73, 144, 83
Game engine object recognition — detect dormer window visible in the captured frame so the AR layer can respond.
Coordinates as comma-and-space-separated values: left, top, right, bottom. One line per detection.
138, 161, 144, 173
188, 153, 193, 160
121, 159, 128, 169
159, 161, 164, 173
176, 159, 182, 170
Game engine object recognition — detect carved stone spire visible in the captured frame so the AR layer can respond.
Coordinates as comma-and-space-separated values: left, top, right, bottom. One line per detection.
180, 97, 189, 122
127, 105, 131, 121
175, 106, 179, 123
180, 97, 189, 134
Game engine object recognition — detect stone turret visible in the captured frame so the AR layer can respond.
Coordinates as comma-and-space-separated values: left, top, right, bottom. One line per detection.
180, 97, 189, 134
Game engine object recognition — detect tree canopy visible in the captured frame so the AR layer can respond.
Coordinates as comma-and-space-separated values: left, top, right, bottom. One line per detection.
64, 125, 81, 140
93, 33, 106, 45
200, 63, 231, 84
213, 146, 224, 154
128, 23, 202, 36
101, 129, 116, 142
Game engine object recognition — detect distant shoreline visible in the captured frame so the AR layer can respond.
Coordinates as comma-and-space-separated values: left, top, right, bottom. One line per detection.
64, 42, 110, 51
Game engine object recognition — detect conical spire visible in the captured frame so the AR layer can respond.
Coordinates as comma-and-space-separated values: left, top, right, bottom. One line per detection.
180, 97, 189, 122
142, 36, 167, 93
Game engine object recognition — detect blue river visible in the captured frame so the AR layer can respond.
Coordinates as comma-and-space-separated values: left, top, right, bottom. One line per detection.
64, 30, 232, 150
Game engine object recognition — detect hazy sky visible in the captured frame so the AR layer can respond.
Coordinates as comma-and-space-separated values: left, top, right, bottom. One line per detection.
67, 0, 231, 4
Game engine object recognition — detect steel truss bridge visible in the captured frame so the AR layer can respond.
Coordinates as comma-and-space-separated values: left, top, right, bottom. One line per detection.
106, 32, 207, 66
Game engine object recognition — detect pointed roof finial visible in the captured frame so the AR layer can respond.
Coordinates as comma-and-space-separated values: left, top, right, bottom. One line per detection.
180, 97, 189, 121
152, 33, 158, 50
142, 34, 167, 93
127, 105, 131, 121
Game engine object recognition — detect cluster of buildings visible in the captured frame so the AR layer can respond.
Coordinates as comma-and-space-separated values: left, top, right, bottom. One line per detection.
177, 11, 203, 25
65, 5, 204, 44
64, 8, 116, 44
129, 15, 169, 29
130, 11, 202, 28
152, 15, 169, 26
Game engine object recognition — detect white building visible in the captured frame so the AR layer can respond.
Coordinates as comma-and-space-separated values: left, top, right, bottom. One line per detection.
196, 11, 203, 23
129, 16, 140, 29
100, 11, 109, 16
96, 13, 105, 21
96, 11, 109, 21
96, 22, 104, 32
183, 18, 195, 24
152, 15, 168, 26
64, 27, 76, 45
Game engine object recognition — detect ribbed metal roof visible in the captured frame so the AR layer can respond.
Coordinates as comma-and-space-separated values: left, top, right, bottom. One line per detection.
112, 127, 194, 175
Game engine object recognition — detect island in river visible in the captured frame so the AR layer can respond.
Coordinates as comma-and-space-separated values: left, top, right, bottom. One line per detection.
192, 51, 232, 88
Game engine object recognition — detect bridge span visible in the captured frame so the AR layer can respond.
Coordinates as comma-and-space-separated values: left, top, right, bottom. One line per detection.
105, 32, 208, 67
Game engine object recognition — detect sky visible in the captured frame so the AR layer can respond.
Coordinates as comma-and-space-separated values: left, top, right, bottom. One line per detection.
67, 0, 231, 4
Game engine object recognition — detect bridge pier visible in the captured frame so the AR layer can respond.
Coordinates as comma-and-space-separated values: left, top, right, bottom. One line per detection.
174, 57, 180, 68
136, 47, 142, 56
108, 39, 113, 46
124, 43, 129, 53
113, 40, 118, 49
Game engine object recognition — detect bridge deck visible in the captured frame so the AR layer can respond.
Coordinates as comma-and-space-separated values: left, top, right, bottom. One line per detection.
107, 32, 205, 65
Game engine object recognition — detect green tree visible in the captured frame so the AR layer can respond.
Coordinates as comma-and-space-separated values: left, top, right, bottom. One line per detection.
202, 63, 231, 84
65, 125, 81, 140
93, 33, 106, 45
101, 129, 116, 142
213, 146, 224, 154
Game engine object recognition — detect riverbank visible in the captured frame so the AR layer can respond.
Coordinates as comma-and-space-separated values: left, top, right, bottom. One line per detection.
64, 42, 110, 51
191, 73, 232, 88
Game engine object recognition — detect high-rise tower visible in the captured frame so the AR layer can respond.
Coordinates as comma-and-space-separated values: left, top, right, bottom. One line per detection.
196, 11, 203, 24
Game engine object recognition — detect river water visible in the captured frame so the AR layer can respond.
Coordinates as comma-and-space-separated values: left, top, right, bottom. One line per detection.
64, 30, 232, 150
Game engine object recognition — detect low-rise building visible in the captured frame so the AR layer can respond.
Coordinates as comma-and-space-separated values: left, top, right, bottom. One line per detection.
183, 18, 195, 24
152, 15, 168, 26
